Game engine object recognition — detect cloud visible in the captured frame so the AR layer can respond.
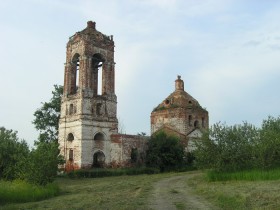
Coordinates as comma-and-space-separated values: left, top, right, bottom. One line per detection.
243, 40, 261, 47
1, 0, 280, 143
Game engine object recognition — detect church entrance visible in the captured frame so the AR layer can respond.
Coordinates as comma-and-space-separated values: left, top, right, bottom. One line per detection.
93, 151, 105, 167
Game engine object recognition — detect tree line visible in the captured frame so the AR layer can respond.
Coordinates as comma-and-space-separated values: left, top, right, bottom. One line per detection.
0, 85, 64, 185
194, 116, 280, 172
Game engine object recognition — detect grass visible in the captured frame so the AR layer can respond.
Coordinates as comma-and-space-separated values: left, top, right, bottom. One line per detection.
170, 189, 179, 194
66, 167, 160, 178
207, 168, 280, 181
2, 170, 280, 209
1, 172, 177, 210
0, 180, 59, 205
188, 171, 280, 209
174, 202, 186, 210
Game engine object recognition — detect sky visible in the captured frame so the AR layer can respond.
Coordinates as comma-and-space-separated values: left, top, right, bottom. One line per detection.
1, 0, 280, 146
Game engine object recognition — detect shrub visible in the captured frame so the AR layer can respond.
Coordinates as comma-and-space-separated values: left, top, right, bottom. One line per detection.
146, 132, 186, 172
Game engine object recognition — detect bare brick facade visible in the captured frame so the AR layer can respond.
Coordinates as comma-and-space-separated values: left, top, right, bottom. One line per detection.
151, 76, 209, 151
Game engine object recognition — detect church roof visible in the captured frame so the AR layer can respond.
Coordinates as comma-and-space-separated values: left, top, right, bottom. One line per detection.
152, 76, 205, 112
68, 21, 114, 46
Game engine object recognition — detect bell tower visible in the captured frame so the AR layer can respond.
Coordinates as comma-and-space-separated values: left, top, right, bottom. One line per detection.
59, 21, 118, 170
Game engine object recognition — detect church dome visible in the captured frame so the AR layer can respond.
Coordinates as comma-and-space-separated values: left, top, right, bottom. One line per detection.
152, 76, 203, 112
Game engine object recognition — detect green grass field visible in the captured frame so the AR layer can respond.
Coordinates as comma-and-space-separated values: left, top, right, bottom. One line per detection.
206, 168, 280, 181
1, 173, 174, 210
188, 171, 280, 209
1, 171, 280, 210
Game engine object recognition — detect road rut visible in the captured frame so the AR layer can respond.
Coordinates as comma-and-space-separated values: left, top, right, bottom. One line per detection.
148, 172, 216, 210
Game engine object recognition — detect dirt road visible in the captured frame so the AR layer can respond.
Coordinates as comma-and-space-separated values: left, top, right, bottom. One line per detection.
148, 172, 216, 210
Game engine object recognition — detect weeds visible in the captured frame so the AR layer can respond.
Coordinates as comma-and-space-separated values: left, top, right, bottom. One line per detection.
0, 179, 59, 204
207, 168, 280, 181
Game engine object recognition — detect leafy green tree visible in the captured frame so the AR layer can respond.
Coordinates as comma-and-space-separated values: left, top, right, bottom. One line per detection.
29, 85, 64, 185
25, 141, 64, 185
33, 85, 63, 143
194, 122, 259, 172
256, 116, 280, 169
0, 127, 29, 180
146, 132, 185, 171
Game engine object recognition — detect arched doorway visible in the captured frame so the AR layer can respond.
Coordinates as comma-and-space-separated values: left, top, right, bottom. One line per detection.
93, 151, 105, 167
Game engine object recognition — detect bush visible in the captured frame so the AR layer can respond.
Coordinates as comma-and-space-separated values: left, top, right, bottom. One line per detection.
146, 132, 186, 172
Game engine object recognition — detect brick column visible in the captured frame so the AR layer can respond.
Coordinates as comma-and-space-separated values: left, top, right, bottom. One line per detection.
102, 61, 108, 95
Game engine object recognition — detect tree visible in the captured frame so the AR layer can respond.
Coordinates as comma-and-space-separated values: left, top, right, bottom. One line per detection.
194, 122, 259, 172
0, 127, 29, 180
30, 85, 64, 185
256, 116, 280, 169
25, 141, 64, 185
146, 132, 185, 171
33, 85, 63, 143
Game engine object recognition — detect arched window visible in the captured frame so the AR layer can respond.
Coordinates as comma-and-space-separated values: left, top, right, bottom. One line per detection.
69, 104, 74, 115
67, 133, 74, 141
71, 54, 80, 94
188, 115, 192, 126
69, 149, 74, 161
94, 132, 105, 140
194, 120, 199, 128
92, 53, 105, 95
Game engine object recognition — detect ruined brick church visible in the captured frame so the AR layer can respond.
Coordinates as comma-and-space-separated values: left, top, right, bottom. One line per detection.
58, 21, 208, 170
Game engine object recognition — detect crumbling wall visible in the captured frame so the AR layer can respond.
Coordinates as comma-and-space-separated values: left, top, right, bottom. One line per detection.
110, 134, 147, 167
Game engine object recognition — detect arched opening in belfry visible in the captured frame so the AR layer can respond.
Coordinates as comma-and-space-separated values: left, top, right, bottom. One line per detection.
72, 53, 80, 94
92, 53, 105, 95
94, 132, 105, 140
